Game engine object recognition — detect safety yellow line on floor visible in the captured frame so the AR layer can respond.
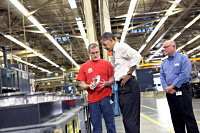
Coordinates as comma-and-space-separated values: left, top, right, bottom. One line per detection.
141, 105, 158, 111
141, 105, 200, 124
140, 113, 175, 133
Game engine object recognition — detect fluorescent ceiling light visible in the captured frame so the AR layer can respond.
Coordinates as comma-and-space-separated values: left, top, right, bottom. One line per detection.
13, 57, 37, 68
120, 0, 138, 43
77, 21, 87, 37
171, 32, 181, 41
184, 14, 200, 29
138, 44, 146, 54
10, 0, 80, 69
60, 68, 66, 71
13, 58, 52, 73
148, 13, 200, 62
4, 35, 32, 51
68, 0, 89, 50
4, 35, 59, 68
146, 0, 181, 43
45, 34, 80, 68
145, 47, 163, 62
171, 14, 200, 41
37, 67, 52, 73
187, 45, 200, 55
68, 0, 77, 9
35, 76, 63, 81
10, 0, 29, 16
139, 0, 181, 53
176, 34, 200, 52
186, 34, 200, 45
0, 51, 51, 73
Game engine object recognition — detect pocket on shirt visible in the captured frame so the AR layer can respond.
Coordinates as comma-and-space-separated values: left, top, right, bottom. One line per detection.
174, 66, 181, 74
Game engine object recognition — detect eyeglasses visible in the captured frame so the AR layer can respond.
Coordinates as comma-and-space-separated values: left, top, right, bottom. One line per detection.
102, 40, 109, 46
163, 45, 172, 49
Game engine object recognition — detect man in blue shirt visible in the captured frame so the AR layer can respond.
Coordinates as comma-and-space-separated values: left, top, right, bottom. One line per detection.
160, 40, 199, 133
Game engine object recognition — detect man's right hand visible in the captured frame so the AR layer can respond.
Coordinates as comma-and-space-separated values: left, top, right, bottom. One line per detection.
89, 83, 95, 90
165, 85, 176, 94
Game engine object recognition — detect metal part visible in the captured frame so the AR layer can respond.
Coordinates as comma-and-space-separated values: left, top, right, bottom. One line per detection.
91, 75, 101, 88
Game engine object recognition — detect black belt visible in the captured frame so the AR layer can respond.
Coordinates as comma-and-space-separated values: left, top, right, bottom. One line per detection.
174, 82, 190, 90
116, 76, 135, 85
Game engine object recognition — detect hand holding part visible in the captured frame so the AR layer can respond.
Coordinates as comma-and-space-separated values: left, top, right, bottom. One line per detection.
100, 79, 106, 90
89, 82, 95, 90
91, 75, 101, 89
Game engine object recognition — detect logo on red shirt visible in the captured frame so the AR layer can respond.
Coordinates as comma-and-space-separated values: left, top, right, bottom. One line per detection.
88, 68, 93, 73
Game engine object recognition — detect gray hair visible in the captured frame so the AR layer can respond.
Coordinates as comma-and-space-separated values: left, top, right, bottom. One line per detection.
164, 40, 176, 48
100, 32, 116, 41
88, 43, 99, 52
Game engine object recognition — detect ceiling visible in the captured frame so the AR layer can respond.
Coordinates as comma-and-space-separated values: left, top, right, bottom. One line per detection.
0, 0, 199, 78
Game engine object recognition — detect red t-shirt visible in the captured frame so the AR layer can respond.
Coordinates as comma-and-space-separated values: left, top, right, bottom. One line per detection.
77, 59, 114, 103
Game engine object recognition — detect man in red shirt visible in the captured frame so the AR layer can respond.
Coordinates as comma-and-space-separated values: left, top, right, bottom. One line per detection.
77, 43, 116, 133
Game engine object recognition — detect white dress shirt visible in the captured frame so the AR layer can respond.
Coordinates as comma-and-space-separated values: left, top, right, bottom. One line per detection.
113, 42, 142, 81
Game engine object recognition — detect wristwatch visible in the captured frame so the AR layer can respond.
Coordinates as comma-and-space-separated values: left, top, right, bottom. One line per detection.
127, 71, 132, 76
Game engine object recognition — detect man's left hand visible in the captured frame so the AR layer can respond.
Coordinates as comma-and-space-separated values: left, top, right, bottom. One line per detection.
100, 79, 109, 90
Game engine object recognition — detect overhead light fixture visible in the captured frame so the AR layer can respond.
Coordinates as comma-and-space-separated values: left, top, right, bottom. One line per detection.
68, 1, 89, 50
45, 34, 80, 68
171, 14, 200, 41
145, 47, 163, 62
10, 0, 80, 69
120, 0, 138, 43
147, 13, 200, 62
176, 34, 200, 52
35, 76, 64, 81
13, 57, 37, 68
138, 44, 147, 54
184, 14, 200, 29
0, 51, 51, 73
4, 34, 59, 68
68, 0, 77, 9
187, 45, 200, 55
37, 67, 52, 73
60, 68, 66, 72
171, 32, 182, 41
138, 0, 181, 53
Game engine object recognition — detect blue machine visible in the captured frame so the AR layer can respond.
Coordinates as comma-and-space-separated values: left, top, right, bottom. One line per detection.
63, 85, 76, 94
112, 83, 121, 116
0, 44, 34, 94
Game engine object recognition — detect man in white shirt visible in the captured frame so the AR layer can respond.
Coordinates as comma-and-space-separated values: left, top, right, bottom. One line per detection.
100, 32, 142, 133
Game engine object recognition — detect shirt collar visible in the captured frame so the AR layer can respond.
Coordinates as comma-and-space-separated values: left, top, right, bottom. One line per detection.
167, 51, 177, 60
113, 41, 119, 52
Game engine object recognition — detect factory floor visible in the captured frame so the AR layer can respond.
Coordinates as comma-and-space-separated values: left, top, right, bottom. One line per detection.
102, 97, 200, 133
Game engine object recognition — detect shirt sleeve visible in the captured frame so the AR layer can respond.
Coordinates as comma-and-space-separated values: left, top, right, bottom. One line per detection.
172, 56, 191, 88
160, 62, 168, 89
76, 64, 86, 81
121, 43, 142, 67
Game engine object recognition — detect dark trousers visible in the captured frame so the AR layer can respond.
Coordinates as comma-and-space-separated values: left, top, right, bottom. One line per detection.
166, 87, 199, 133
88, 96, 116, 133
117, 77, 140, 133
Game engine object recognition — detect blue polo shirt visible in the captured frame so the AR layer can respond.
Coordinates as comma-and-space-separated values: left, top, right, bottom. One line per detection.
160, 52, 191, 89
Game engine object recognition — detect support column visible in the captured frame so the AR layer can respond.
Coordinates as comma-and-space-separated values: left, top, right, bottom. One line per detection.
99, 0, 112, 62
84, 0, 98, 45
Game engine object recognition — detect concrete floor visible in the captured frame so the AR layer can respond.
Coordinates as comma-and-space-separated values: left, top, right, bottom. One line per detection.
102, 98, 200, 133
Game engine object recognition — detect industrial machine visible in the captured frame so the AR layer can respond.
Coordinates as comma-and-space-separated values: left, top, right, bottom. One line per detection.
0, 44, 34, 94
